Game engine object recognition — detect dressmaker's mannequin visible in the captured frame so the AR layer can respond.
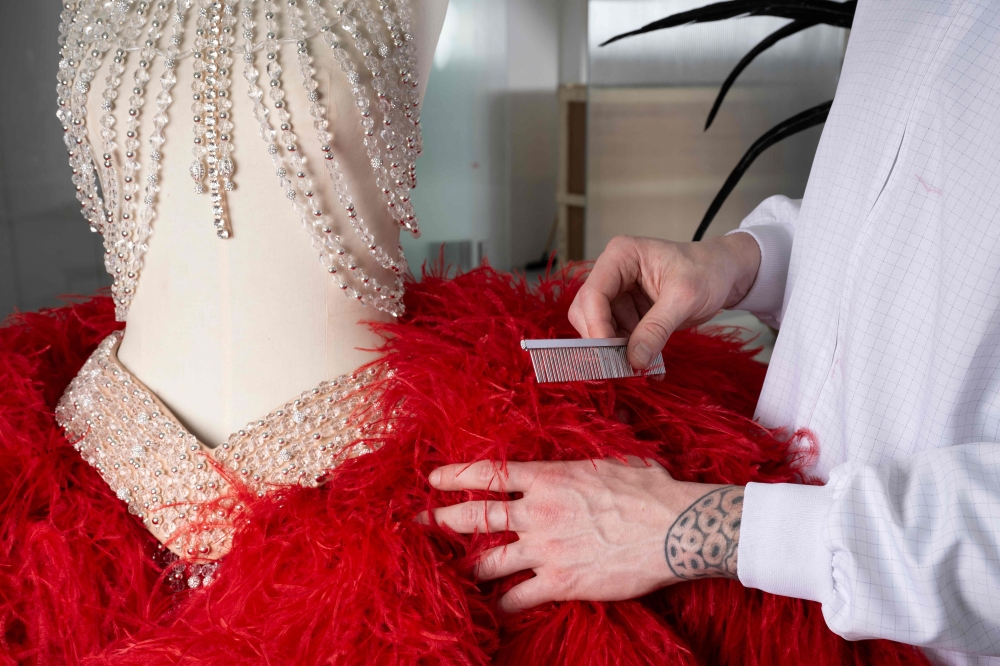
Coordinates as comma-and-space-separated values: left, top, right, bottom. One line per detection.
85, 1, 448, 444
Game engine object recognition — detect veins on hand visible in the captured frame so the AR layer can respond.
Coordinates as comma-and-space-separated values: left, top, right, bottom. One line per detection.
665, 486, 743, 580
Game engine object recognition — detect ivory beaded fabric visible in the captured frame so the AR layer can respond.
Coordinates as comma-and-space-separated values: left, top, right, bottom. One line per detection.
729, 0, 1000, 663
55, 331, 381, 559
56, 0, 422, 320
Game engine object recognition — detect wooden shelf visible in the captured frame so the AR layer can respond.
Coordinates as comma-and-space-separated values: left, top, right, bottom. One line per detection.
556, 84, 587, 265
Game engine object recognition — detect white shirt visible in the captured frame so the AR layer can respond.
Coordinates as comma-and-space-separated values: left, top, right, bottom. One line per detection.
729, 0, 1000, 664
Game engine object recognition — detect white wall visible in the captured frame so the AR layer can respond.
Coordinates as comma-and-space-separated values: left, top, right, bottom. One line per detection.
506, 0, 561, 269
586, 3, 844, 257
559, 0, 588, 84
0, 1, 110, 319
406, 0, 511, 271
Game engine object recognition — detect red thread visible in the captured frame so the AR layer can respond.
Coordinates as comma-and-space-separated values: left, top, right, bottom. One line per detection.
915, 174, 942, 195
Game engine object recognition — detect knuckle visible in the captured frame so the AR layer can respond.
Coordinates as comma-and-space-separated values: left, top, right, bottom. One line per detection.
537, 537, 564, 561
577, 285, 601, 307
475, 462, 497, 486
477, 553, 497, 578
505, 587, 526, 608
535, 467, 568, 489
640, 317, 673, 345
461, 503, 482, 528
550, 566, 577, 592
527, 500, 565, 526
488, 502, 510, 529
606, 235, 634, 254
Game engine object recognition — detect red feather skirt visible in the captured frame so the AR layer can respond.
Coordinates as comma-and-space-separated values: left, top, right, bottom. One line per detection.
0, 266, 928, 665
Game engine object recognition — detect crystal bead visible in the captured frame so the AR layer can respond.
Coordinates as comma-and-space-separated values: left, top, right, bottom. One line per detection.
190, 161, 205, 181
55, 332, 384, 561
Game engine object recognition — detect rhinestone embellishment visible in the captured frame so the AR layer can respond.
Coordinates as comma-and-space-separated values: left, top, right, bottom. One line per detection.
57, 0, 421, 320
56, 331, 382, 560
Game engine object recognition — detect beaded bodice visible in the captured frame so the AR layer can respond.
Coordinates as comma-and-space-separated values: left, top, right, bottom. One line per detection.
58, 0, 423, 321
55, 332, 382, 560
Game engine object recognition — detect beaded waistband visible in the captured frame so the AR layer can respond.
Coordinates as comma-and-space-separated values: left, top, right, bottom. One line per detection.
55, 331, 380, 560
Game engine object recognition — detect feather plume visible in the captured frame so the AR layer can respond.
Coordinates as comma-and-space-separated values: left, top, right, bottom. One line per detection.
0, 267, 927, 665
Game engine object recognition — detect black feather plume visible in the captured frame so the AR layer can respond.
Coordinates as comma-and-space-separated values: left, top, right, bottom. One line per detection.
704, 1, 855, 129
692, 100, 832, 241
600, 0, 854, 47
705, 20, 813, 129
599, 0, 854, 239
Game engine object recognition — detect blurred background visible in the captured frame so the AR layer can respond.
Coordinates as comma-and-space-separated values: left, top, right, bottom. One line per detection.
0, 0, 844, 339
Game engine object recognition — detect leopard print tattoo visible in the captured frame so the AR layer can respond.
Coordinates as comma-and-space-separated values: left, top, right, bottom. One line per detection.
665, 486, 743, 580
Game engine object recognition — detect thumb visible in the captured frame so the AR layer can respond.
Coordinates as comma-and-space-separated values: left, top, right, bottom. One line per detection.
627, 296, 685, 370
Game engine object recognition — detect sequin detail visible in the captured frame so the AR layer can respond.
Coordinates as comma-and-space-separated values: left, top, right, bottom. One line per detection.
55, 331, 380, 560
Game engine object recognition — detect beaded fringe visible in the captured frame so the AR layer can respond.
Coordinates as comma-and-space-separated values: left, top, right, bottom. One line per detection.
56, 0, 423, 320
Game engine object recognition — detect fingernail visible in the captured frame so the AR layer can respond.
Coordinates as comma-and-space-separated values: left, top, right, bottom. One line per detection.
429, 469, 441, 487
633, 341, 652, 367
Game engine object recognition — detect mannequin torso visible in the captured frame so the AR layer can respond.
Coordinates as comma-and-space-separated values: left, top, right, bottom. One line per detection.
83, 0, 448, 444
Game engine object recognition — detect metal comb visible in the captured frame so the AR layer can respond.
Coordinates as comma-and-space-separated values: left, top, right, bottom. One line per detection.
521, 338, 666, 383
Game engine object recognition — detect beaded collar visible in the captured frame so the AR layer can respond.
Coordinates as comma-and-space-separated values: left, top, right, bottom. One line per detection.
57, 0, 422, 320
55, 331, 381, 561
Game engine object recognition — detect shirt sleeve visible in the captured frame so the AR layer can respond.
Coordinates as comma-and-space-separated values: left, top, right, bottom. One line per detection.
725, 195, 799, 329
737, 444, 1000, 655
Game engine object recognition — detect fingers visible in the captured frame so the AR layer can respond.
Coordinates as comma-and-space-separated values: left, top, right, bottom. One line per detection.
632, 290, 653, 319
476, 543, 535, 581
567, 295, 591, 338
627, 287, 695, 369
427, 499, 522, 534
499, 575, 551, 614
568, 238, 641, 339
429, 460, 535, 493
570, 285, 618, 339
609, 292, 641, 334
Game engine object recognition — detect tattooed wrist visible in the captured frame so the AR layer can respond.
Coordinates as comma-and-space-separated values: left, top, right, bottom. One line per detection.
664, 485, 743, 580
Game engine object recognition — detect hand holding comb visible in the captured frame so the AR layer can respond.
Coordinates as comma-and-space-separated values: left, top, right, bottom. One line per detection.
521, 338, 666, 383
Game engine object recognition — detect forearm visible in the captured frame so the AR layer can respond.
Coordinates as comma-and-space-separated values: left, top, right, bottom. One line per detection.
665, 485, 743, 581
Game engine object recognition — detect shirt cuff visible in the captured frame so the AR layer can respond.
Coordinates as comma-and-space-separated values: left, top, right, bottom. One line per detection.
738, 482, 834, 603
726, 223, 793, 321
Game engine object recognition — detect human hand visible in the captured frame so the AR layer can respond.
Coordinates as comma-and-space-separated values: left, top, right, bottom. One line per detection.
421, 458, 743, 613
568, 234, 761, 369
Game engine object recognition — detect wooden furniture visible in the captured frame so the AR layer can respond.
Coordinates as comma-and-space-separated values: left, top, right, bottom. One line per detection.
556, 84, 587, 265
557, 85, 825, 263
585, 86, 825, 258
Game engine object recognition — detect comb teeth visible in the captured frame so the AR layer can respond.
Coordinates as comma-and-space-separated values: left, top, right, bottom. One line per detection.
521, 338, 666, 383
